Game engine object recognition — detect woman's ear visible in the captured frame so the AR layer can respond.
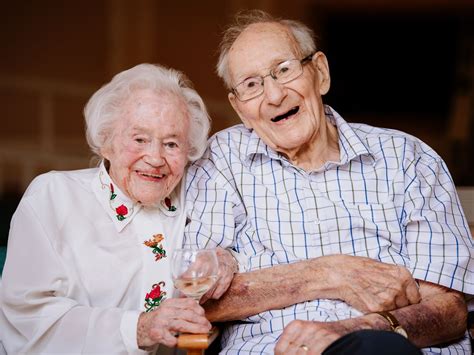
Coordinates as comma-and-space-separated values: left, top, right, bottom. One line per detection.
313, 51, 331, 95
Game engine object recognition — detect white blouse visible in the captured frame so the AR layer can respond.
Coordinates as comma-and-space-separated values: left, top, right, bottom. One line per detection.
0, 163, 186, 354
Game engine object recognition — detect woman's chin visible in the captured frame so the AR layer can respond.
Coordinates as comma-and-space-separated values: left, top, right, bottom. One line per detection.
136, 198, 161, 208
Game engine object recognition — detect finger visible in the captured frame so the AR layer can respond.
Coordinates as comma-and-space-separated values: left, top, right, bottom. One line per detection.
210, 276, 231, 299
201, 281, 219, 303
169, 318, 211, 334
149, 327, 178, 348
393, 287, 409, 309
406, 279, 421, 305
164, 298, 206, 314
159, 302, 207, 322
276, 321, 305, 354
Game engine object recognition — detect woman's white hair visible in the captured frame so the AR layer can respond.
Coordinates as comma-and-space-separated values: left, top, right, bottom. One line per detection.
216, 10, 317, 90
84, 63, 210, 163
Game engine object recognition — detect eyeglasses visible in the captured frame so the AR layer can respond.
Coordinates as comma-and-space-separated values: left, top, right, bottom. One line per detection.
231, 52, 315, 102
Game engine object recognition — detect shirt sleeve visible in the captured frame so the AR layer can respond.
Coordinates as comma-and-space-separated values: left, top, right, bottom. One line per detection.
1, 199, 148, 354
402, 153, 474, 294
184, 156, 240, 250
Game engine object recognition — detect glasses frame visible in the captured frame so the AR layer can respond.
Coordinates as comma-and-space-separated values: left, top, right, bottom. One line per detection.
231, 52, 316, 102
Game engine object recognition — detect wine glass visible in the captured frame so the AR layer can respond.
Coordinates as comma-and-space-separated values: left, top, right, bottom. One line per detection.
171, 248, 218, 302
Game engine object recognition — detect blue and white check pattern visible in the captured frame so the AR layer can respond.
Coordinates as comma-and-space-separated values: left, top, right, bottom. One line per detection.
184, 106, 474, 354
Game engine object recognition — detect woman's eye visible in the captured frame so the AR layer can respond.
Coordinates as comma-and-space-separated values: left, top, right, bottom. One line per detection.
165, 142, 178, 149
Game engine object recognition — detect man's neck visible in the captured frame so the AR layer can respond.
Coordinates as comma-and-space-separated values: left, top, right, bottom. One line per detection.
283, 118, 340, 171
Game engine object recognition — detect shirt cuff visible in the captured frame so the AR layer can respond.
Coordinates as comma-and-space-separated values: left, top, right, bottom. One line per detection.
120, 310, 150, 354
229, 249, 248, 272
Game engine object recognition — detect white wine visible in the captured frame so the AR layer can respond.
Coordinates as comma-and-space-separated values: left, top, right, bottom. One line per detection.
174, 276, 217, 300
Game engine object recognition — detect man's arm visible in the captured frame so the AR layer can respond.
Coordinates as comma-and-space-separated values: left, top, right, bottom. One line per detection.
274, 281, 467, 354
204, 253, 421, 322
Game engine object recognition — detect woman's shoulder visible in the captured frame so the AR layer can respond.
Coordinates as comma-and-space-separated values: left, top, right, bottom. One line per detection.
23, 167, 98, 199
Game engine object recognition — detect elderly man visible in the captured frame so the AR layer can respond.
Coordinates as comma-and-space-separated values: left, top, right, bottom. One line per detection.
184, 10, 473, 354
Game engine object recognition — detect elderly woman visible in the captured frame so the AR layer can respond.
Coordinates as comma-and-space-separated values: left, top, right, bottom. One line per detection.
0, 64, 217, 354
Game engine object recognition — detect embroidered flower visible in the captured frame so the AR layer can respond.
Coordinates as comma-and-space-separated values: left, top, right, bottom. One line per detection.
115, 204, 128, 221
99, 172, 135, 221
164, 197, 177, 212
144, 234, 167, 261
109, 183, 117, 200
144, 282, 166, 312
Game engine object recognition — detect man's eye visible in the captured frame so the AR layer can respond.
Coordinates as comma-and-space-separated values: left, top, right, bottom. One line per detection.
135, 138, 146, 144
276, 65, 290, 75
244, 79, 260, 89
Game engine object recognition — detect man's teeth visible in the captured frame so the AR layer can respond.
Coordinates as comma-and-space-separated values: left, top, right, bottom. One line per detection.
271, 106, 299, 122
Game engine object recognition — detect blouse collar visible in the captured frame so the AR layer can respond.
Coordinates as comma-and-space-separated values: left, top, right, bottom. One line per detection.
92, 161, 181, 232
92, 162, 140, 232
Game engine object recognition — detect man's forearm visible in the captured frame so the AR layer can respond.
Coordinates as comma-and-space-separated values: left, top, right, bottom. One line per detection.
204, 254, 420, 322
204, 258, 334, 322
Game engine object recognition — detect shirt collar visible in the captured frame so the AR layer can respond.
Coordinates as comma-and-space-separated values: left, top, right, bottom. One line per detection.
324, 105, 375, 165
92, 161, 183, 232
92, 162, 141, 232
243, 105, 375, 166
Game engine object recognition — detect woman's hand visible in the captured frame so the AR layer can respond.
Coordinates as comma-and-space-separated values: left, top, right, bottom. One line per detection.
137, 298, 211, 349
201, 247, 238, 303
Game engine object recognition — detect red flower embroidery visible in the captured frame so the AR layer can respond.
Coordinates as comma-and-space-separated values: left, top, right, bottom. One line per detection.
116, 204, 128, 216
115, 204, 128, 221
164, 197, 177, 212
144, 282, 166, 312
146, 284, 162, 299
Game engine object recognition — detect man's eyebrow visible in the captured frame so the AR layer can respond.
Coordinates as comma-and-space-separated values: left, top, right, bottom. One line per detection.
236, 57, 294, 82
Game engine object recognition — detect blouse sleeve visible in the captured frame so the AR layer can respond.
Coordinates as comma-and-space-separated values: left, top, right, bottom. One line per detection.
1, 198, 147, 354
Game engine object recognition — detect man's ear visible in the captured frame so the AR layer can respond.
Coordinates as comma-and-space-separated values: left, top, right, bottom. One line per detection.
228, 92, 251, 129
313, 51, 331, 95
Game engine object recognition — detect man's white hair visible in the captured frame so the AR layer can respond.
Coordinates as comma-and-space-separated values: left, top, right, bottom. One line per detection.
216, 10, 317, 90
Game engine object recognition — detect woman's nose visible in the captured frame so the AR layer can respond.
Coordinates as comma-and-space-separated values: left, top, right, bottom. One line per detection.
144, 144, 165, 167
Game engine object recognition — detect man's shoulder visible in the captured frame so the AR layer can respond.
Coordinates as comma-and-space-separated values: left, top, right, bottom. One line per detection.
204, 124, 252, 157
209, 124, 251, 144
348, 122, 440, 160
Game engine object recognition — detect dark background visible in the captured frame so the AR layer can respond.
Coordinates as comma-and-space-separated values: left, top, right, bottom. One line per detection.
1, 1, 473, 248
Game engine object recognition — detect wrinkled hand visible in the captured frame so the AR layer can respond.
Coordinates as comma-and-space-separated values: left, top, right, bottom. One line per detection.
275, 320, 348, 355
324, 255, 420, 313
201, 247, 237, 303
137, 298, 211, 349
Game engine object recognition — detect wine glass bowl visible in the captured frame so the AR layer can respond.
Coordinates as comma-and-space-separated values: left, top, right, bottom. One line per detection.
171, 248, 218, 302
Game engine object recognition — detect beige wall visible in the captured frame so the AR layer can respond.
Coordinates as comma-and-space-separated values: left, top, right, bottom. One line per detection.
1, 0, 473, 195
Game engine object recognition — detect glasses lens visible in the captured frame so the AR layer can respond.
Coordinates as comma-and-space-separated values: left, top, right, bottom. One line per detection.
273, 59, 302, 84
236, 77, 263, 101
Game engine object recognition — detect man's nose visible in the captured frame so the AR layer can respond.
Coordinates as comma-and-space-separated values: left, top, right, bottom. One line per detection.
263, 77, 286, 105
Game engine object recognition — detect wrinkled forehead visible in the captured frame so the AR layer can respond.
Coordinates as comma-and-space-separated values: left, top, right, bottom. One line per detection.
119, 89, 189, 127
227, 22, 302, 83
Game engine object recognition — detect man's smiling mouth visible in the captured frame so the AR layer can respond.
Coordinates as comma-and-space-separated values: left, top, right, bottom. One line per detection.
271, 106, 299, 123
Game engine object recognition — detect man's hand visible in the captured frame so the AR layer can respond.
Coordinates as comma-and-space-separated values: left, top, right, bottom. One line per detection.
275, 320, 351, 355
201, 247, 237, 303
322, 255, 421, 312
137, 298, 211, 349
